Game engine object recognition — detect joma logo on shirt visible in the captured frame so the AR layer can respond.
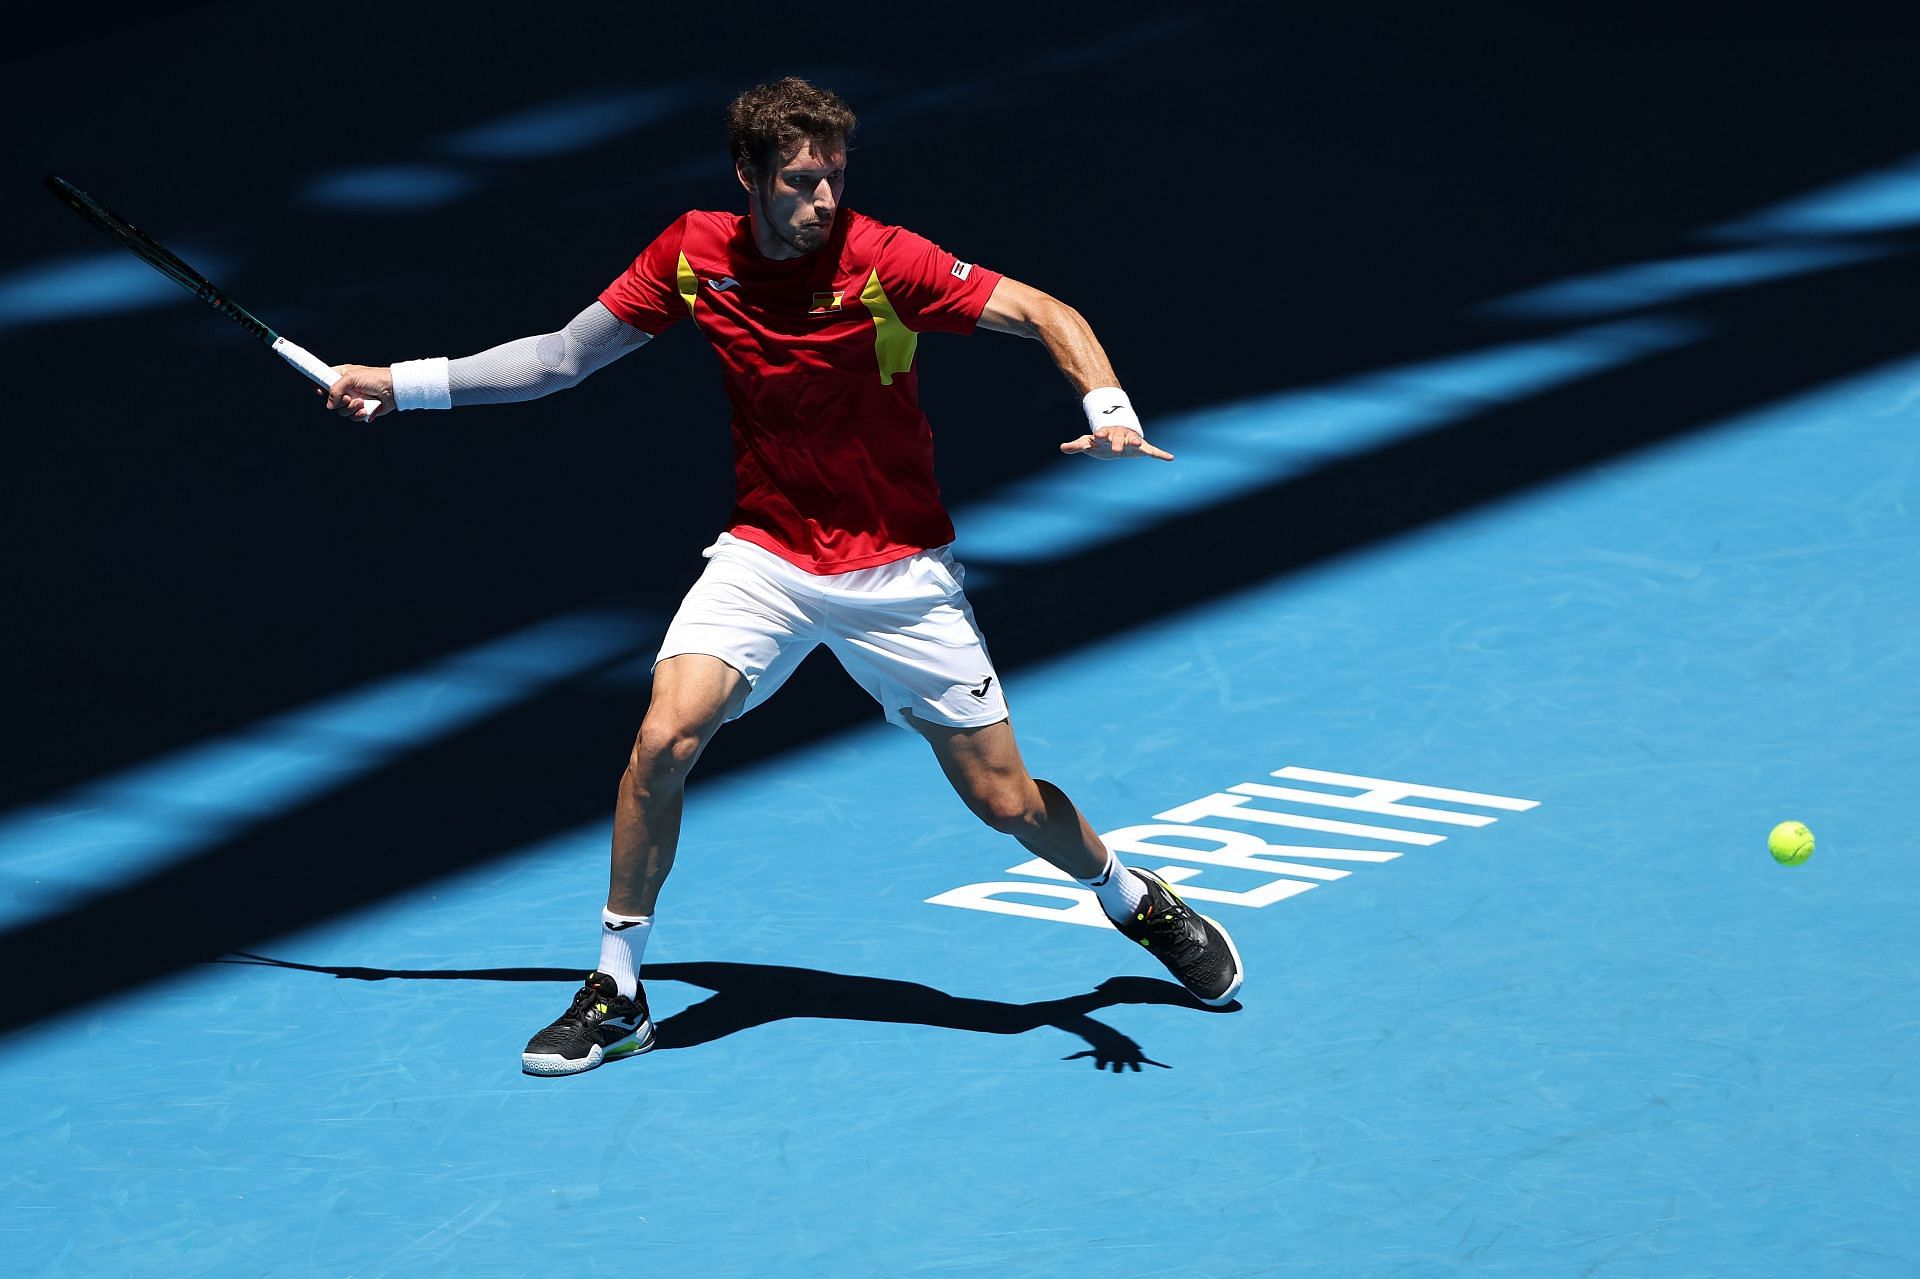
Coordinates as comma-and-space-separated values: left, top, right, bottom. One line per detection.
810, 290, 845, 315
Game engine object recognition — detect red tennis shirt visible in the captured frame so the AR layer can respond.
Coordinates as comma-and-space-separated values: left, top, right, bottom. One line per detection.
598, 208, 1003, 573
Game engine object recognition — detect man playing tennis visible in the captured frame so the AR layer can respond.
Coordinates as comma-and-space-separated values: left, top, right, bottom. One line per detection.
322, 78, 1242, 1075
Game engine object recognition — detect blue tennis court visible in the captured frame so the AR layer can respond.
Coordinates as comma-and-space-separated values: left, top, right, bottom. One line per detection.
3, 5, 1916, 1275
7, 332, 1915, 1275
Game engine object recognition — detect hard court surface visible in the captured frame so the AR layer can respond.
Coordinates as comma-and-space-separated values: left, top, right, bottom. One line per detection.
4, 12, 1918, 1277
6, 326, 1917, 1277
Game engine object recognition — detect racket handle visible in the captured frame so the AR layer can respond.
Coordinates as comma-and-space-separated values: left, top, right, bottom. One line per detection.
273, 336, 383, 421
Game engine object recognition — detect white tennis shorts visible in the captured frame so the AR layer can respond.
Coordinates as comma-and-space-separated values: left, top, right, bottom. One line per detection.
656, 532, 1010, 730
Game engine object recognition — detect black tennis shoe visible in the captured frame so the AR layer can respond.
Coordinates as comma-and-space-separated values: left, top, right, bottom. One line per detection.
1112, 869, 1245, 1006
521, 972, 655, 1076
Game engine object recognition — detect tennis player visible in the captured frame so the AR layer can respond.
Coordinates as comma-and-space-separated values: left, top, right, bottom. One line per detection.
322, 78, 1243, 1075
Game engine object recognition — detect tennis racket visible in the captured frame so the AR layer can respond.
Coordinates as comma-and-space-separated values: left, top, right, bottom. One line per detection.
43, 175, 380, 420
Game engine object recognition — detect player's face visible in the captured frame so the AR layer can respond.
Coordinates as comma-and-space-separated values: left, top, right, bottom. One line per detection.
741, 138, 845, 258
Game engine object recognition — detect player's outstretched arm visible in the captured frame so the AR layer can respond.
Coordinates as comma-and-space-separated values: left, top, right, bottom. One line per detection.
320, 301, 652, 421
977, 276, 1172, 462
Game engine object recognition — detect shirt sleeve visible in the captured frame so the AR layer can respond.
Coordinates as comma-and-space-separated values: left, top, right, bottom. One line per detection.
598, 214, 691, 336
874, 226, 1003, 335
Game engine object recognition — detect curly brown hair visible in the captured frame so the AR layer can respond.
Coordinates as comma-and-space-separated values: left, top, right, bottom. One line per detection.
728, 78, 857, 180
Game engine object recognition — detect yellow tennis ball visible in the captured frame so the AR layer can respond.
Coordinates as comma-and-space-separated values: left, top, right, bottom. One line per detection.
1769, 820, 1814, 866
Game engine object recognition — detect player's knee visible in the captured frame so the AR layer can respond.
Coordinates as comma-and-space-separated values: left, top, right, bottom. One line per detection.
627, 720, 706, 787
973, 785, 1043, 837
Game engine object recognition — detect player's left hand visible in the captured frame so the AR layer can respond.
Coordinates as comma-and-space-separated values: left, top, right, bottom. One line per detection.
1059, 425, 1174, 461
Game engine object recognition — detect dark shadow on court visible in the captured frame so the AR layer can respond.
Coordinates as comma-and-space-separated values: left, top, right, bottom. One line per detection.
6, 3, 1920, 1037
219, 952, 1231, 1072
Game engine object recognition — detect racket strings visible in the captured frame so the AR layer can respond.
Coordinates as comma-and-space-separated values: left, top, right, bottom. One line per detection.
101, 212, 273, 339
104, 221, 206, 293
46, 176, 277, 344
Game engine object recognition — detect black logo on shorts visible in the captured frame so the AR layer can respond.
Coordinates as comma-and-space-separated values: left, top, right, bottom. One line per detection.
968, 676, 995, 699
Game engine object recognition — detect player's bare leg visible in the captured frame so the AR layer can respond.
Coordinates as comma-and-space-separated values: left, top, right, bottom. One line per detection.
916, 716, 1244, 1007
610, 653, 750, 916
523, 654, 747, 1076
912, 717, 1107, 879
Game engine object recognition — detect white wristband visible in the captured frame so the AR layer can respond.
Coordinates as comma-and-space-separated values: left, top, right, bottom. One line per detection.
1081, 385, 1141, 434
390, 357, 453, 411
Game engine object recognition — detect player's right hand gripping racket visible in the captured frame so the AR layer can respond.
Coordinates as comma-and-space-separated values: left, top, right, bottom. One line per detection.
43, 175, 380, 420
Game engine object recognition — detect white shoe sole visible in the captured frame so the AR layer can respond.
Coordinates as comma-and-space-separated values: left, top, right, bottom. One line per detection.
521, 1022, 655, 1076
1195, 914, 1245, 1007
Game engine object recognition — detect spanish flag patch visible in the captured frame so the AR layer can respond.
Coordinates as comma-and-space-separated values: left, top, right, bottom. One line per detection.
810, 290, 845, 315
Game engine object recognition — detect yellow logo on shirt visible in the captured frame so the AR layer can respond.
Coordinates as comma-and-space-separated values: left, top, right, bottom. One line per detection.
810, 290, 845, 315
861, 269, 916, 385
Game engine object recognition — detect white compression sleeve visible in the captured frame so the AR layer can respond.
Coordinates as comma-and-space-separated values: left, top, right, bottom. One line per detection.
391, 301, 652, 410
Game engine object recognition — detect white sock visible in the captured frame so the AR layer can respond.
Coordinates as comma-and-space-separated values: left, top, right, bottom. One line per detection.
598, 909, 652, 999
1077, 852, 1148, 922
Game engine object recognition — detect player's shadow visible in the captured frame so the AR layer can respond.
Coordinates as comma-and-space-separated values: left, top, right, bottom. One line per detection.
220, 952, 1236, 1073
